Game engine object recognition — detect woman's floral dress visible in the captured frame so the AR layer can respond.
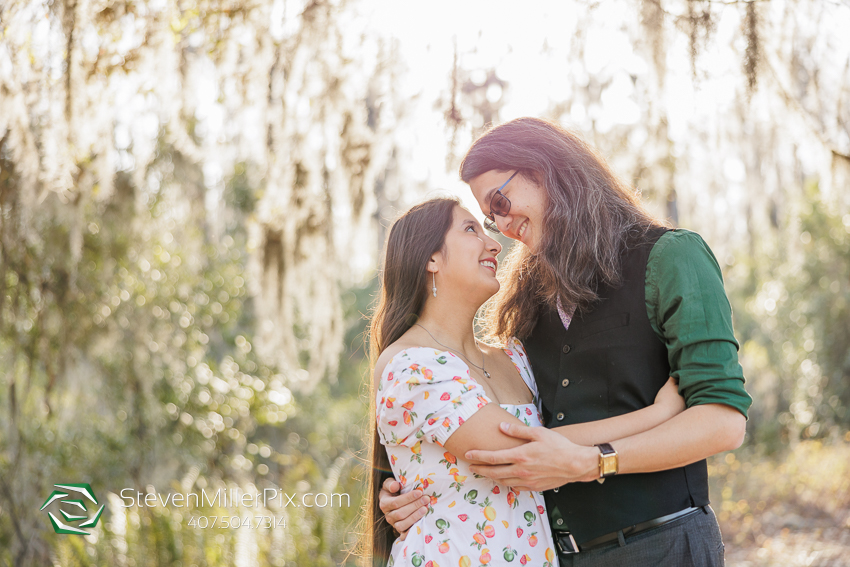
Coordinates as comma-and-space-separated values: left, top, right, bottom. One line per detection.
376, 338, 558, 567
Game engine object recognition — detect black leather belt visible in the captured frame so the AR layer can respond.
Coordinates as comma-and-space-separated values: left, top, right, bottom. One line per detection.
555, 506, 707, 555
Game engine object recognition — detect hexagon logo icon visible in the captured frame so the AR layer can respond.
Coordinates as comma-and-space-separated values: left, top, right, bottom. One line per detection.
40, 483, 105, 535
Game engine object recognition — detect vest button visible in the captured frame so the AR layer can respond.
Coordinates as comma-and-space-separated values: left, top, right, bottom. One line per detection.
561, 378, 570, 387
556, 518, 564, 526
556, 412, 565, 421
554, 487, 559, 493
562, 344, 571, 354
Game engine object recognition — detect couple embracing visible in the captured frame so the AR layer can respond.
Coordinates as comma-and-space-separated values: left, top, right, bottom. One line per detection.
364, 117, 752, 567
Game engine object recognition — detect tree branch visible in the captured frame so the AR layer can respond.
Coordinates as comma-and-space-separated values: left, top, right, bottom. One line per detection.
641, 0, 772, 20
832, 150, 850, 165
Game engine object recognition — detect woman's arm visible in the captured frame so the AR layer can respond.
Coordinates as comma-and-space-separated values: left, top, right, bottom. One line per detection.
377, 398, 531, 540
442, 404, 530, 459
380, 377, 685, 535
446, 376, 683, 458
551, 376, 683, 446
373, 348, 534, 538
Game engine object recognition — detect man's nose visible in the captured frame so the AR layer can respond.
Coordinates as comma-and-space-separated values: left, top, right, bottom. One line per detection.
495, 214, 514, 237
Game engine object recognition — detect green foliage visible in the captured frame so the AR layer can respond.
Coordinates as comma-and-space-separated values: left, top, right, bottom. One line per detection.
729, 182, 850, 446
224, 162, 258, 215
0, 143, 372, 565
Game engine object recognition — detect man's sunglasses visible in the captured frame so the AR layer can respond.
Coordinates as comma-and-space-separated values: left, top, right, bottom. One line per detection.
483, 170, 519, 234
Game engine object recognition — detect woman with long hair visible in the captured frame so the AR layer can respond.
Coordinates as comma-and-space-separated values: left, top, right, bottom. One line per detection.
379, 118, 752, 566
364, 197, 686, 567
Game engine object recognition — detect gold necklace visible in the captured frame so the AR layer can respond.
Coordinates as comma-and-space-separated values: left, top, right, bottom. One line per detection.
414, 323, 491, 379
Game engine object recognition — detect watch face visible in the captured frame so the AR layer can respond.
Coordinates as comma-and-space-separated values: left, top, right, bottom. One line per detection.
597, 444, 618, 477
600, 454, 618, 477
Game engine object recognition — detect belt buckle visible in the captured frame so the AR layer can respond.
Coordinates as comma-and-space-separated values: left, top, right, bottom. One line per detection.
556, 531, 580, 554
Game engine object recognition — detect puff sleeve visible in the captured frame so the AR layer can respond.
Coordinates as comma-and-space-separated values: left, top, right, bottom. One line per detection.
375, 348, 491, 448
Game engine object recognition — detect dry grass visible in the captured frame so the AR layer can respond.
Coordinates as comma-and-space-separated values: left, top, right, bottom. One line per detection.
709, 437, 850, 566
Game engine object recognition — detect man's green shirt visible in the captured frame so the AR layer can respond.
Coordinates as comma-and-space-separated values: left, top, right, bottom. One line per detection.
548, 229, 751, 533
645, 229, 751, 418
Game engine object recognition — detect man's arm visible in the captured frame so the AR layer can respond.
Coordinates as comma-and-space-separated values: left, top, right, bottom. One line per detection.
615, 403, 745, 473
383, 401, 744, 529
378, 377, 688, 533
464, 402, 745, 490
466, 231, 752, 489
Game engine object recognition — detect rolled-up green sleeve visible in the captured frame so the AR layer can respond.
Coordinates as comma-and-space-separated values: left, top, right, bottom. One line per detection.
645, 230, 752, 419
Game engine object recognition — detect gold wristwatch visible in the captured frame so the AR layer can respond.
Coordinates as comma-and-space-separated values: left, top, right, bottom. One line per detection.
595, 443, 618, 484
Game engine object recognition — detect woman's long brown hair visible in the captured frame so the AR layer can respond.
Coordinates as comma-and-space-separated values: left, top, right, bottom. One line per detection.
360, 197, 459, 566
459, 117, 668, 343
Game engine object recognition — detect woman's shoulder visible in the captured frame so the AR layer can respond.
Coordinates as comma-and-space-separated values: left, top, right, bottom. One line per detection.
374, 342, 467, 383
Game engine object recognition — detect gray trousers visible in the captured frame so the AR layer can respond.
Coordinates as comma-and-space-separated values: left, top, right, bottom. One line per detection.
557, 506, 725, 567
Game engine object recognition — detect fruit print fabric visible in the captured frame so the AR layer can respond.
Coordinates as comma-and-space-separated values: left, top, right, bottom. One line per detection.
376, 338, 558, 566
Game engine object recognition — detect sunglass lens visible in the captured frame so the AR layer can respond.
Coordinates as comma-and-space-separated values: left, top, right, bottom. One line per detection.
491, 193, 510, 216
484, 217, 501, 234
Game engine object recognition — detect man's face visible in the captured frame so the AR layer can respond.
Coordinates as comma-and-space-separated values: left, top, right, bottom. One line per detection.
468, 169, 547, 251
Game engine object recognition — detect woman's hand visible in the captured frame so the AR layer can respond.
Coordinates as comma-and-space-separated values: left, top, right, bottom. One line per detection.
378, 478, 430, 540
654, 376, 686, 419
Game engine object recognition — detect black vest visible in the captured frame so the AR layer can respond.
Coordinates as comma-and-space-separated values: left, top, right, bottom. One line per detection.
524, 228, 709, 545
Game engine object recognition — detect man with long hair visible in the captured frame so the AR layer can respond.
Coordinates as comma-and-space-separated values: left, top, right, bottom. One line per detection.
381, 118, 751, 566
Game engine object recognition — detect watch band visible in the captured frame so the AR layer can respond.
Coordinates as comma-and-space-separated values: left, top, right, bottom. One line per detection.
595, 443, 618, 483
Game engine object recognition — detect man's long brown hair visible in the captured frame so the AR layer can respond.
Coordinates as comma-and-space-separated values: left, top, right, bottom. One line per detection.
460, 117, 668, 343
361, 197, 459, 566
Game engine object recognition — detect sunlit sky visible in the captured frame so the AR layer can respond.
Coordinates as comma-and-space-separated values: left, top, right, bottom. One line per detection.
5, 0, 848, 279
367, 0, 627, 215
220, 0, 831, 277
355, 0, 754, 216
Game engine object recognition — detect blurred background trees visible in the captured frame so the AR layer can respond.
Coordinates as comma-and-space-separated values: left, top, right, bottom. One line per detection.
1, 0, 848, 565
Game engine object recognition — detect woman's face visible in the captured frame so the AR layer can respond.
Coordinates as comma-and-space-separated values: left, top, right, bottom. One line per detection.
432, 206, 502, 301
467, 169, 547, 251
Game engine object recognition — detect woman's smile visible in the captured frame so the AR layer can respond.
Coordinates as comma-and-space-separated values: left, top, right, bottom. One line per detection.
480, 257, 498, 274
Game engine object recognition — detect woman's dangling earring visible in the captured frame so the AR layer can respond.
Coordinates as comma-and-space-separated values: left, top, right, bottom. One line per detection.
432, 272, 437, 297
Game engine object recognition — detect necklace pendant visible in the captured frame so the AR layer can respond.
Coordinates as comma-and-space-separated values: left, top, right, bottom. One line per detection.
483, 370, 491, 379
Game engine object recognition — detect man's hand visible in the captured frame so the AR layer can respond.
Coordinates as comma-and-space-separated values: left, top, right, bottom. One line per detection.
464, 422, 600, 491
378, 478, 430, 540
